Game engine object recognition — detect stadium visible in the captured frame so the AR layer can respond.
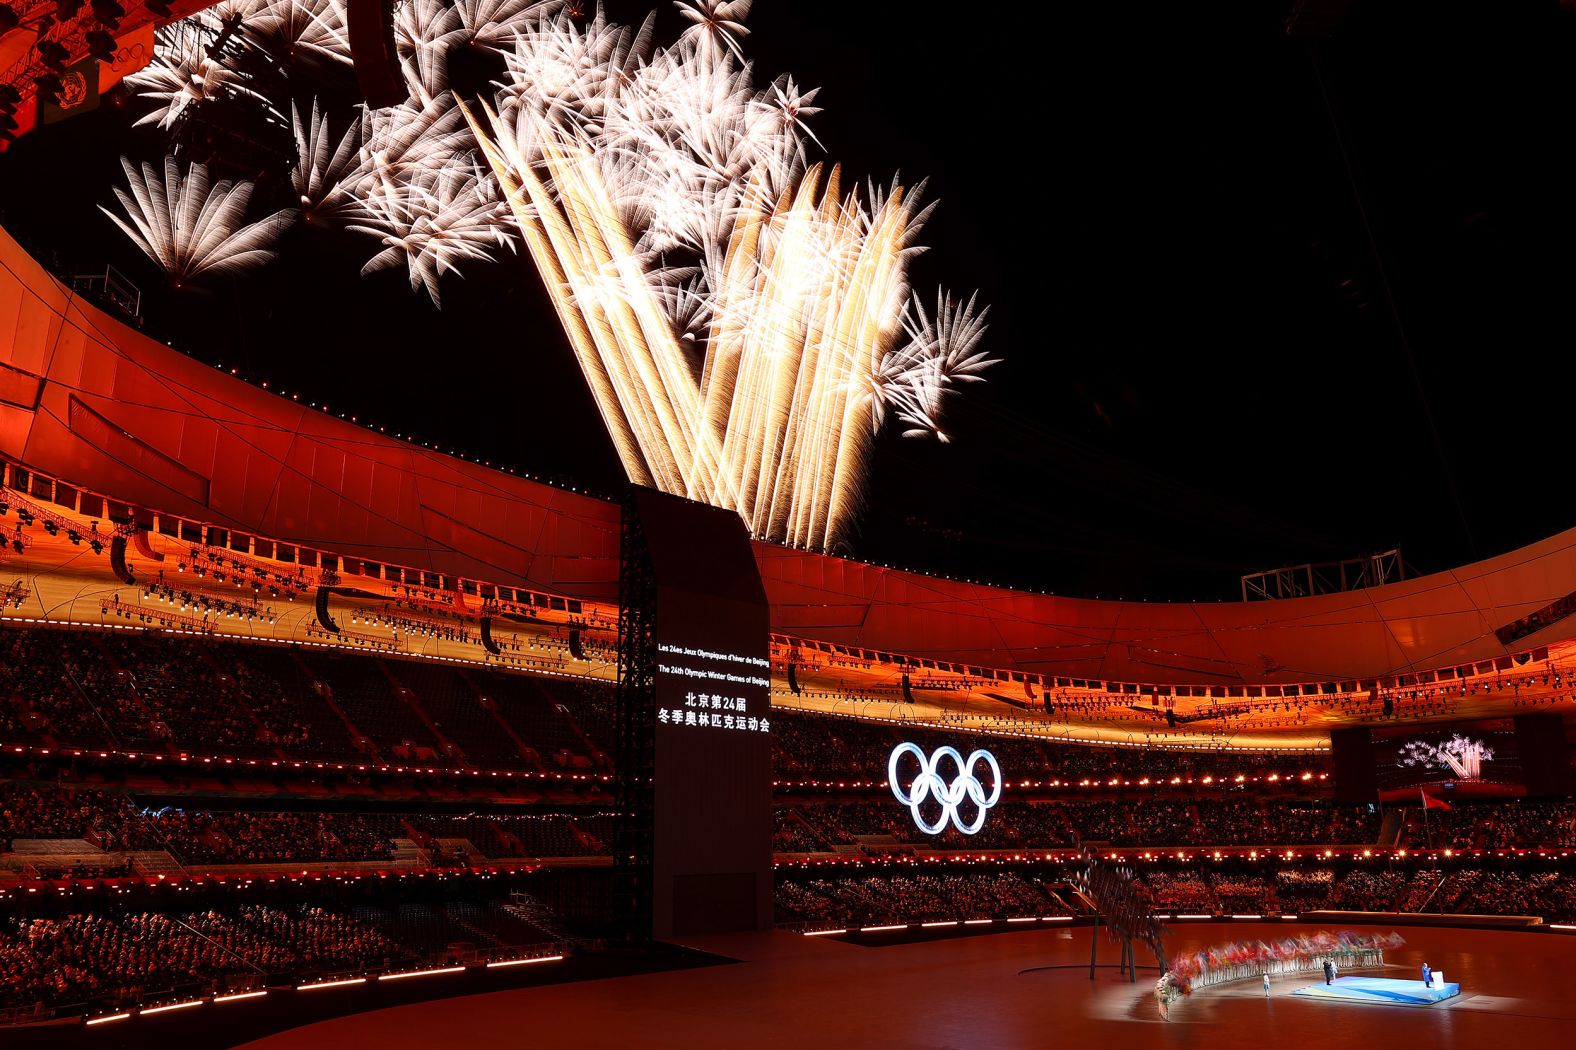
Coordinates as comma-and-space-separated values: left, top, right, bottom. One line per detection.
0, 1, 1573, 1047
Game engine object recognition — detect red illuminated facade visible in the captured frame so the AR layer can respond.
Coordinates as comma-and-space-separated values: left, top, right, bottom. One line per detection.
5, 223, 1576, 687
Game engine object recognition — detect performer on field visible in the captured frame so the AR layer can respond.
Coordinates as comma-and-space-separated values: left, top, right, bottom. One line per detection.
1422, 962, 1432, 988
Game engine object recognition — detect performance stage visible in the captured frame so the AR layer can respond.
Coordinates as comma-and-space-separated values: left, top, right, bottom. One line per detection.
1291, 976, 1461, 1006
226, 923, 1573, 1050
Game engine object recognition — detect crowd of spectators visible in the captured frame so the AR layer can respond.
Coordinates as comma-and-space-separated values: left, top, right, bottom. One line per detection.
1455, 871, 1576, 917
1334, 870, 1407, 910
141, 810, 399, 865
774, 811, 826, 854
776, 798, 1388, 852
1395, 869, 1447, 912
1415, 802, 1576, 849
769, 711, 1327, 785
101, 636, 318, 755
1114, 800, 1198, 845
0, 631, 111, 743
1273, 868, 1337, 911
0, 867, 582, 1018
408, 814, 601, 858
775, 872, 1073, 925
775, 859, 1576, 928
0, 784, 153, 853
0, 905, 409, 1010
3, 784, 608, 866
1211, 875, 1275, 913
1137, 871, 1213, 911
0, 628, 610, 771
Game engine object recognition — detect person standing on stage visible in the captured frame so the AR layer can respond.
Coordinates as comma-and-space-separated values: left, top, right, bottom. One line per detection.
1263, 973, 1271, 996
1422, 962, 1432, 988
1323, 959, 1334, 985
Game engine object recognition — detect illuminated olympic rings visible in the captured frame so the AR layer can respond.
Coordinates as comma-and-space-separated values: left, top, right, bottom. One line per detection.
887, 742, 1002, 835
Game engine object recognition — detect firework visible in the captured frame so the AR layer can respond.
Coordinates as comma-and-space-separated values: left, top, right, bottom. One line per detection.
125, 25, 277, 129
675, 0, 752, 62
465, 1, 991, 547
396, 0, 467, 103
241, 0, 353, 65
455, 0, 563, 49
291, 99, 363, 221
878, 291, 996, 442
101, 156, 297, 284
349, 156, 516, 307
335, 91, 519, 305
124, 0, 993, 546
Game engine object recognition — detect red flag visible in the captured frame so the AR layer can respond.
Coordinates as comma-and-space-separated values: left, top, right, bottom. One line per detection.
1420, 791, 1451, 812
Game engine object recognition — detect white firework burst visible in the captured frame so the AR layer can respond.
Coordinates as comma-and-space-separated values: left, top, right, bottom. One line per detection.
131, 0, 994, 545
125, 27, 277, 129
875, 291, 995, 441
356, 93, 475, 186
456, 0, 564, 49
464, 0, 995, 545
349, 159, 516, 307
494, 7, 647, 131
348, 93, 480, 234
395, 0, 468, 103
242, 0, 352, 65
291, 98, 362, 222
201, 0, 271, 30
674, 0, 752, 63
101, 156, 297, 284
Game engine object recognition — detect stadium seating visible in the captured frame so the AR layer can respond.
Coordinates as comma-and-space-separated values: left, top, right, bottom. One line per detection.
774, 858, 1576, 928
0, 626, 614, 769
4, 622, 1575, 1025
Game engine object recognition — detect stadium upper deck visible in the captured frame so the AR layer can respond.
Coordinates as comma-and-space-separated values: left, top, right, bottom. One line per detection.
4, 224, 1576, 750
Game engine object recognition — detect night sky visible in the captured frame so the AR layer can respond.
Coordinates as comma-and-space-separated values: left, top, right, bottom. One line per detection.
1, 0, 1573, 600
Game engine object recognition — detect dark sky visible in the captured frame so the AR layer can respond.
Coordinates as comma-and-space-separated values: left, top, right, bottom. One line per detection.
2, 0, 1574, 600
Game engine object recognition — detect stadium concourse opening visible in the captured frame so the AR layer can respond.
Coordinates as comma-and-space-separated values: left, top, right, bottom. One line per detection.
3, 2, 1576, 1047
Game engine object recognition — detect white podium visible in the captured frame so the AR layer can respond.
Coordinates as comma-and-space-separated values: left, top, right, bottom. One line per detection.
1431, 971, 1446, 988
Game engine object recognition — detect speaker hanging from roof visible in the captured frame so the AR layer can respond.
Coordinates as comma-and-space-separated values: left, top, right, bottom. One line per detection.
901, 674, 915, 704
109, 535, 135, 585
480, 616, 501, 655
315, 586, 339, 633
787, 662, 801, 696
568, 628, 584, 660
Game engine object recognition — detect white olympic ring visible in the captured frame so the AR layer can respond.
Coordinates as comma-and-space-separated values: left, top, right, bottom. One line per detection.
888, 742, 1002, 835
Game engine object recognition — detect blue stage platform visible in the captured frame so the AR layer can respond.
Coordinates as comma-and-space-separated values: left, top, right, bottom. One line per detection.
1291, 976, 1460, 1006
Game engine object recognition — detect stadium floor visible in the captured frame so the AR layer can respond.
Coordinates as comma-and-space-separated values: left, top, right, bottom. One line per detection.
239, 922, 1576, 1049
